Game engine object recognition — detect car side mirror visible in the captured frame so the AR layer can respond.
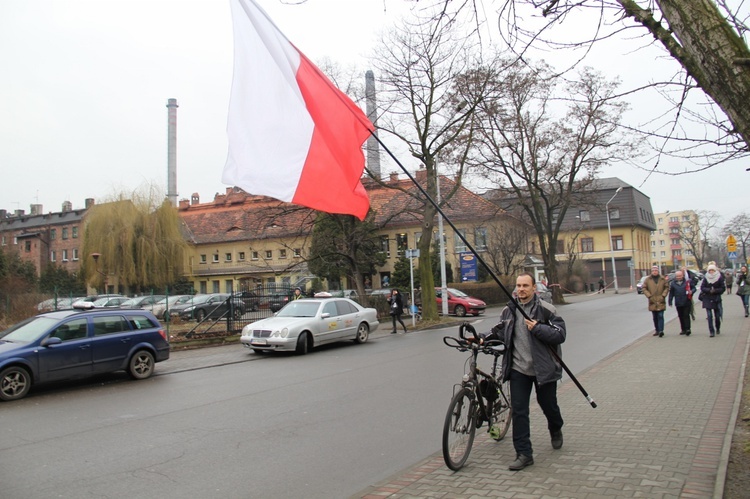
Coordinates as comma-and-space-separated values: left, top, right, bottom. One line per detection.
321, 313, 330, 319
41, 337, 62, 347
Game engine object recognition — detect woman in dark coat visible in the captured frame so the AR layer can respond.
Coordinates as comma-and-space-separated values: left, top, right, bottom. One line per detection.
387, 288, 407, 334
668, 270, 693, 336
700, 264, 726, 337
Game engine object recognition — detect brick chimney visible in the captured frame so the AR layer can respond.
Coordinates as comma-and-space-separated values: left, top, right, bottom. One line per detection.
389, 172, 399, 183
415, 168, 428, 183
191, 193, 200, 205
85, 198, 95, 209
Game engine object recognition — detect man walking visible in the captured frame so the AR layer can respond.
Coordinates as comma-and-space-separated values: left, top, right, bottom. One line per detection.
643, 266, 669, 337
668, 270, 692, 336
480, 273, 566, 471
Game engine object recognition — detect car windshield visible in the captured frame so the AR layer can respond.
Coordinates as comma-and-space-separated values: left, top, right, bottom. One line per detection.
447, 288, 469, 297
1, 316, 59, 343
276, 301, 320, 318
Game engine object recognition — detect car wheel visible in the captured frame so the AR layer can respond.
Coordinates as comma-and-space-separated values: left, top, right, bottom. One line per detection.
194, 309, 205, 322
295, 332, 310, 355
454, 305, 467, 317
354, 322, 369, 344
128, 350, 155, 379
252, 349, 265, 355
0, 366, 32, 401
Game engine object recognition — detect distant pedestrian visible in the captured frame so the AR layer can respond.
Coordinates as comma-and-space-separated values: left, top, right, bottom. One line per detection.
292, 287, 304, 300
699, 264, 726, 337
643, 266, 669, 337
668, 270, 692, 336
735, 265, 750, 318
598, 277, 605, 293
681, 266, 699, 320
725, 271, 734, 294
387, 289, 407, 334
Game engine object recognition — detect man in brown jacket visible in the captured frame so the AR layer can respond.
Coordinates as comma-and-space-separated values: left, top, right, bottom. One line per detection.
643, 265, 670, 337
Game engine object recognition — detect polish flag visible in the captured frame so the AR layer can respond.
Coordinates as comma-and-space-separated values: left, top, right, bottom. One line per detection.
223, 0, 373, 220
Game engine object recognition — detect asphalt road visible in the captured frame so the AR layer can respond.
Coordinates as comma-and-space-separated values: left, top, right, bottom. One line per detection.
0, 291, 661, 498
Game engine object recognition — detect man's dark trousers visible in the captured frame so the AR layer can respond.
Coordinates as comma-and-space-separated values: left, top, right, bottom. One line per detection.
509, 369, 564, 457
676, 304, 691, 333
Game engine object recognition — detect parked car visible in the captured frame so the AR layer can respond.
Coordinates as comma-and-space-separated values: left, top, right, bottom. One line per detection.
171, 293, 244, 321
119, 295, 166, 311
151, 295, 194, 322
71, 294, 125, 307
535, 282, 552, 302
37, 296, 85, 312
86, 296, 132, 308
636, 275, 648, 294
233, 291, 261, 312
268, 289, 294, 312
435, 287, 486, 317
0, 306, 169, 401
240, 298, 379, 354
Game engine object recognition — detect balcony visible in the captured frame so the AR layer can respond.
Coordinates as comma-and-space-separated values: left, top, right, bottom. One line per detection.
670, 244, 682, 250
668, 220, 680, 228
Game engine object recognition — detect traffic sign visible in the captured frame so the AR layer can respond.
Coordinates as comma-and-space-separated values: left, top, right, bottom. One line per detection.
728, 251, 738, 260
727, 234, 738, 252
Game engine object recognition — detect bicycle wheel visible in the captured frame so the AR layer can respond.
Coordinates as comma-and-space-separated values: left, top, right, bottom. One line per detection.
442, 387, 477, 471
488, 378, 512, 441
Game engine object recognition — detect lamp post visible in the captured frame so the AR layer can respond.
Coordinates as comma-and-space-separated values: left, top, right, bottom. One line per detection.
606, 187, 623, 294
90, 252, 108, 293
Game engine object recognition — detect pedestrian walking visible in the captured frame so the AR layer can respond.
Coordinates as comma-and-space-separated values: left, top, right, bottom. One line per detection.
478, 272, 566, 471
735, 265, 750, 317
643, 266, 669, 337
725, 270, 734, 294
699, 264, 726, 337
668, 270, 692, 336
681, 266, 699, 320
598, 277, 605, 293
387, 288, 407, 334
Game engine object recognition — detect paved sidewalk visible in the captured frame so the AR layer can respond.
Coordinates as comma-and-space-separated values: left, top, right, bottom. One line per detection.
356, 295, 750, 499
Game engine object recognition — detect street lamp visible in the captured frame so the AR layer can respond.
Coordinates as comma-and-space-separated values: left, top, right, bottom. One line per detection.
606, 187, 623, 294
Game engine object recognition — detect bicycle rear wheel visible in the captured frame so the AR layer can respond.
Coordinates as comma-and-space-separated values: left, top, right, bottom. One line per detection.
488, 378, 512, 441
442, 387, 477, 471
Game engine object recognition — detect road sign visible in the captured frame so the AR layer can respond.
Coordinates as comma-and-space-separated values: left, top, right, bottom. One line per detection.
727, 234, 738, 252
728, 251, 738, 260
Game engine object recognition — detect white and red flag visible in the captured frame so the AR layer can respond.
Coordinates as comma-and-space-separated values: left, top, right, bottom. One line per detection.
223, 0, 373, 220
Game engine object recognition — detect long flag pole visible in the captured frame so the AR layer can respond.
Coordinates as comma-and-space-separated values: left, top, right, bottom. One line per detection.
368, 133, 597, 409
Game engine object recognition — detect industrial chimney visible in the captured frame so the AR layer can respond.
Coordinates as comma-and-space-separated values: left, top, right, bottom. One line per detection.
166, 98, 179, 207
365, 70, 381, 179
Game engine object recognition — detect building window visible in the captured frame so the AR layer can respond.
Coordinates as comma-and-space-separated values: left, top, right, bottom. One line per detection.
556, 240, 565, 253
50, 229, 56, 240
578, 210, 590, 222
474, 227, 487, 251
73, 249, 79, 261
225, 280, 234, 294
454, 230, 467, 253
414, 232, 422, 245
252, 251, 259, 260
652, 252, 656, 258
396, 233, 408, 257
200, 254, 207, 264
380, 235, 390, 258
212, 254, 219, 263
62, 249, 69, 262
671, 238, 680, 245
279, 249, 287, 259
50, 250, 56, 262
238, 252, 245, 261
225, 253, 232, 262
265, 250, 272, 259
200, 281, 207, 294
62, 228, 69, 240
212, 280, 220, 293
658, 229, 664, 235
660, 251, 666, 257
72, 226, 78, 238
611, 236, 624, 250
24, 240, 31, 252
581, 237, 594, 252
609, 208, 620, 220
293, 248, 301, 258
670, 216, 679, 223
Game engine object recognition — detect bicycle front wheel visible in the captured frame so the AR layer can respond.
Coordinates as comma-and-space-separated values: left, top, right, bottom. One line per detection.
489, 378, 512, 441
442, 387, 477, 471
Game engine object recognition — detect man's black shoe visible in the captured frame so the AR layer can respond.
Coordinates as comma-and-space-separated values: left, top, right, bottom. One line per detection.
658, 331, 664, 337
652, 331, 660, 336
551, 430, 563, 449
508, 454, 534, 471
679, 331, 686, 335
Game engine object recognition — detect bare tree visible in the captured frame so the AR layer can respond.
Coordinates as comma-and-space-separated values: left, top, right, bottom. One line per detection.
675, 210, 722, 270
370, 9, 485, 320
492, 0, 750, 173
470, 61, 632, 302
482, 219, 531, 277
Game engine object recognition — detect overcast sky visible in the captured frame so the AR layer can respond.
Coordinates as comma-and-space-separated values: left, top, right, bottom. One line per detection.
1, 0, 747, 229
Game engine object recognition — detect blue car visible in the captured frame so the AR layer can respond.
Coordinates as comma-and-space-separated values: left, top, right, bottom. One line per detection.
0, 307, 170, 401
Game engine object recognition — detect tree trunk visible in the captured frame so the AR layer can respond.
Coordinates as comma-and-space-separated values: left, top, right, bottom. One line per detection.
418, 203, 438, 321
620, 0, 750, 148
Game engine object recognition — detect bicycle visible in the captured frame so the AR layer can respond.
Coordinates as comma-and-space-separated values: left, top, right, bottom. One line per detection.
442, 322, 512, 471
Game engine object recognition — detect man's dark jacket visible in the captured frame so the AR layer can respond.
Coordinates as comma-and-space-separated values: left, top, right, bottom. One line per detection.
483, 295, 566, 386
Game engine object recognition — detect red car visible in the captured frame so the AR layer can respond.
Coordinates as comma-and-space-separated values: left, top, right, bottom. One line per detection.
435, 287, 486, 317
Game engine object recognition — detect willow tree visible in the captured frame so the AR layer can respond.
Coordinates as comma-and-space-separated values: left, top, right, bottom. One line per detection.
81, 191, 186, 293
